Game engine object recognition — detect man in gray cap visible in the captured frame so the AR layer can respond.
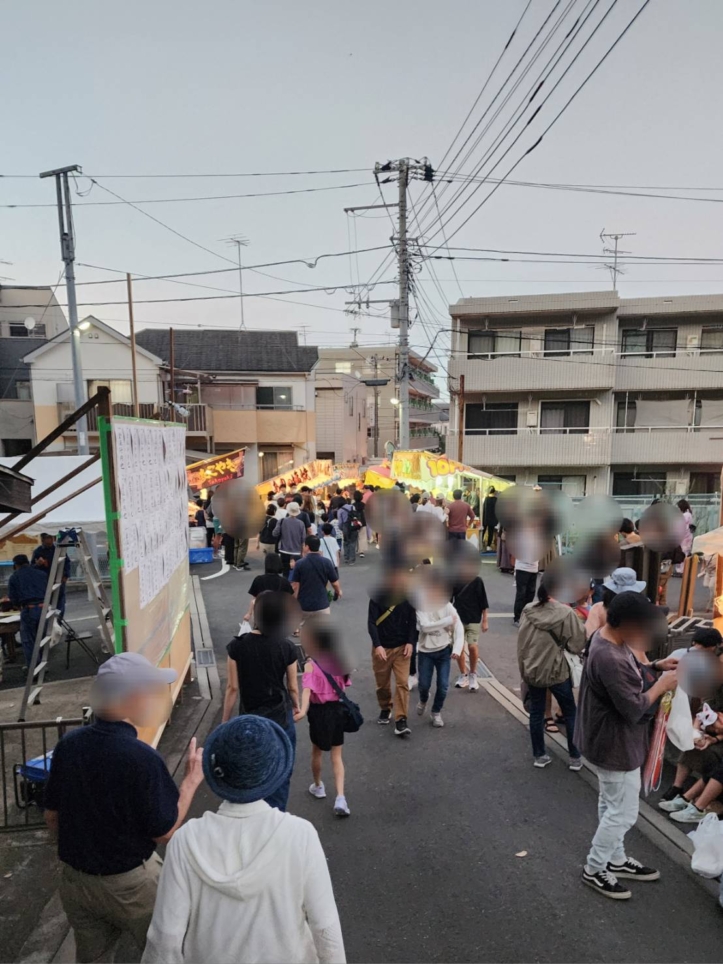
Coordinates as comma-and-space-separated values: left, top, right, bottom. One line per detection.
44, 653, 204, 963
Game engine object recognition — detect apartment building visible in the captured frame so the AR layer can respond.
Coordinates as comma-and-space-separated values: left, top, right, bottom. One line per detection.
318, 346, 440, 457
448, 291, 723, 498
0, 285, 68, 456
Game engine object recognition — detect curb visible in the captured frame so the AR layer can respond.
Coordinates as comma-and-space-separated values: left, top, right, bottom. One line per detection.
480, 676, 720, 900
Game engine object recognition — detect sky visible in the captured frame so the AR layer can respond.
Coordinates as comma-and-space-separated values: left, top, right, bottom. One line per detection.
2, 0, 723, 381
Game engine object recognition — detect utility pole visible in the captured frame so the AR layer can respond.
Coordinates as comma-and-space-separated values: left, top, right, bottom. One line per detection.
40, 165, 88, 454
396, 160, 410, 450
600, 229, 636, 290
350, 327, 361, 348
126, 273, 139, 417
169, 327, 176, 422
362, 355, 389, 460
457, 373, 465, 462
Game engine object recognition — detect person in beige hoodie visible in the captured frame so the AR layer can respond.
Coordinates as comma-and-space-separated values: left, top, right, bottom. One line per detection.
518, 568, 586, 770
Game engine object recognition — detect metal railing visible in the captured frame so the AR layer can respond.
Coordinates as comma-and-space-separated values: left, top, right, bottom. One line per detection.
465, 426, 609, 437
613, 423, 723, 434
0, 714, 89, 832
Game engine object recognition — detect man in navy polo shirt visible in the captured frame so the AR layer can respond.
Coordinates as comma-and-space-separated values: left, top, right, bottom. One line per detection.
291, 536, 342, 618
44, 653, 204, 963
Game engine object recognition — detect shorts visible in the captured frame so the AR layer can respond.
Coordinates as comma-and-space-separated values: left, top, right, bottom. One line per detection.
461, 624, 479, 659
308, 701, 345, 751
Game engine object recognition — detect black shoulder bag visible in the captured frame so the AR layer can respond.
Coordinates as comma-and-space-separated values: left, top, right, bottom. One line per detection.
314, 661, 364, 733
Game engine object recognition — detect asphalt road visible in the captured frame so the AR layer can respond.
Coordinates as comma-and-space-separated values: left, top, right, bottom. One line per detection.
192, 549, 723, 964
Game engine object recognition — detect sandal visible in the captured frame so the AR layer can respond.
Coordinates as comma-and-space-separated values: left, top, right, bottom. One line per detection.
544, 717, 560, 734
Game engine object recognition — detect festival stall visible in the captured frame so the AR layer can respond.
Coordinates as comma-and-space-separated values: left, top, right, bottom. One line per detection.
384, 450, 512, 505
255, 459, 365, 501
186, 447, 245, 496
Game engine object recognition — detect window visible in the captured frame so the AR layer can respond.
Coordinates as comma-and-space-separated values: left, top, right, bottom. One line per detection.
1, 438, 32, 456
465, 402, 518, 435
689, 472, 720, 494
540, 400, 590, 434
9, 323, 29, 337
612, 472, 667, 497
543, 326, 594, 356
468, 329, 521, 358
700, 327, 723, 354
12, 380, 31, 400
255, 386, 292, 410
334, 361, 352, 374
616, 399, 636, 431
88, 379, 133, 405
620, 328, 677, 358
538, 475, 587, 496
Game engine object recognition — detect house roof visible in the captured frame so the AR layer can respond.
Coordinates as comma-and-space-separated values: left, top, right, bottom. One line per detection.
135, 329, 319, 373
0, 337, 46, 396
22, 316, 163, 364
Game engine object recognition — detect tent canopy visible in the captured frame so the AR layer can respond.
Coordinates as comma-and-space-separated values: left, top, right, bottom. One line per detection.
693, 526, 723, 556
0, 455, 106, 539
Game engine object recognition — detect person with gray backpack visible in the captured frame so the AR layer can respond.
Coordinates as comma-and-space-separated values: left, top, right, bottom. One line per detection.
517, 566, 586, 770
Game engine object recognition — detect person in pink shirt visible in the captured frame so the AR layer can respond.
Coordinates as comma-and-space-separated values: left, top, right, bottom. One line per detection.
295, 616, 354, 817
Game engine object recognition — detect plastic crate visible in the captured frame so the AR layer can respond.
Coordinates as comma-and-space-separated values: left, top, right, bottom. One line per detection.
189, 547, 214, 564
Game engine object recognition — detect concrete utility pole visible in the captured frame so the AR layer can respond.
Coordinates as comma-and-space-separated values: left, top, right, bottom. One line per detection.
39, 165, 88, 453
223, 235, 249, 329
126, 274, 140, 417
396, 159, 410, 450
362, 355, 389, 460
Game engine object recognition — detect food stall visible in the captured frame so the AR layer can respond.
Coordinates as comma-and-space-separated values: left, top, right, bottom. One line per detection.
186, 447, 245, 497
387, 450, 512, 507
255, 460, 365, 501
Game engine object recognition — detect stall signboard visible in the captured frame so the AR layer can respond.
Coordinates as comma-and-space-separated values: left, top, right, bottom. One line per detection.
187, 448, 245, 492
391, 451, 474, 486
256, 459, 334, 497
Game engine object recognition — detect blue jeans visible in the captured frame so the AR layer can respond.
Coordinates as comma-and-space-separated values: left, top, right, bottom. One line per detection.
528, 677, 579, 759
20, 606, 42, 666
417, 646, 452, 714
264, 709, 296, 811
447, 531, 467, 541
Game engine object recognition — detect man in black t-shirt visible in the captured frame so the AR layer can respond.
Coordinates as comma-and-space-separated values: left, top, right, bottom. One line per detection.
242, 554, 294, 624
451, 543, 489, 692
44, 653, 204, 963
223, 592, 300, 810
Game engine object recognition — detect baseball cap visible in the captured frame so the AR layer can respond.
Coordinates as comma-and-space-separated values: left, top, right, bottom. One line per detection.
93, 652, 177, 702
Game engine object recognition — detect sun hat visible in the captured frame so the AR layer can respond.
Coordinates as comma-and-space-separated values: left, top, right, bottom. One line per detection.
203, 715, 293, 804
287, 502, 301, 516
603, 567, 646, 595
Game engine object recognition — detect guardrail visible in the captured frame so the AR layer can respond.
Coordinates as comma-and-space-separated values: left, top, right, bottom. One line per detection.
0, 714, 90, 832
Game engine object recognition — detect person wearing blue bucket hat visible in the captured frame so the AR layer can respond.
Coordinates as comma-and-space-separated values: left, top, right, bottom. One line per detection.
142, 715, 345, 964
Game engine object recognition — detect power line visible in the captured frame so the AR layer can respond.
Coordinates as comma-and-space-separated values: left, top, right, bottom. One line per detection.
0, 180, 375, 209
0, 167, 370, 179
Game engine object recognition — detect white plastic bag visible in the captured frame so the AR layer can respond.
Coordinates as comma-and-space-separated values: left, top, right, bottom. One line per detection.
564, 651, 583, 688
689, 812, 723, 878
667, 685, 695, 752
237, 619, 253, 636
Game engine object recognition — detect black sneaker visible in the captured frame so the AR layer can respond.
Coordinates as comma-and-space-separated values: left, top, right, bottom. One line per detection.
660, 784, 683, 802
377, 709, 392, 725
394, 717, 411, 737
582, 868, 632, 900
607, 858, 660, 881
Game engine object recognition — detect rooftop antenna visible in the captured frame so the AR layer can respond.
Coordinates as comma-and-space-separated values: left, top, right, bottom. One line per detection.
599, 228, 636, 290
299, 325, 310, 345
220, 234, 250, 329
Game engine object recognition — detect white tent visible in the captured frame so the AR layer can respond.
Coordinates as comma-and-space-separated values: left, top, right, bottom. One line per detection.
0, 455, 106, 538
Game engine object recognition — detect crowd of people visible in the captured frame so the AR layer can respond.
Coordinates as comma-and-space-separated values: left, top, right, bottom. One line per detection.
38, 481, 723, 962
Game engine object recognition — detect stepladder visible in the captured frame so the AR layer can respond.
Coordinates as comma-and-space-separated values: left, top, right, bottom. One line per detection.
18, 529, 114, 721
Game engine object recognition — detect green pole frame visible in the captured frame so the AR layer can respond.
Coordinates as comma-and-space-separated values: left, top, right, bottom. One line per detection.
98, 415, 125, 653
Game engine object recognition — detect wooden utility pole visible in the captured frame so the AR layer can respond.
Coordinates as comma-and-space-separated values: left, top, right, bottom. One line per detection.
169, 327, 176, 422
457, 373, 465, 462
126, 273, 139, 417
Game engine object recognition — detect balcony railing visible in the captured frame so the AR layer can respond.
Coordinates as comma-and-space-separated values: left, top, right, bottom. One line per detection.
464, 426, 605, 437
612, 423, 723, 434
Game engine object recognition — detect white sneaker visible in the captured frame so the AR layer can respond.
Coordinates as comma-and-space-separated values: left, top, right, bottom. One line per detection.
333, 795, 350, 817
670, 802, 705, 823
658, 793, 688, 812
309, 782, 326, 799
468, 673, 479, 692
408, 675, 418, 690
416, 701, 427, 716
454, 674, 469, 689
431, 712, 444, 727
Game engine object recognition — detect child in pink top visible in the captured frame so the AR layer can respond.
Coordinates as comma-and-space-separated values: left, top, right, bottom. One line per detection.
295, 616, 353, 817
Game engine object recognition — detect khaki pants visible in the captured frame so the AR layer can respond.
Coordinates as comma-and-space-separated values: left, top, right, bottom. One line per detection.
373, 645, 410, 720
59, 854, 162, 963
